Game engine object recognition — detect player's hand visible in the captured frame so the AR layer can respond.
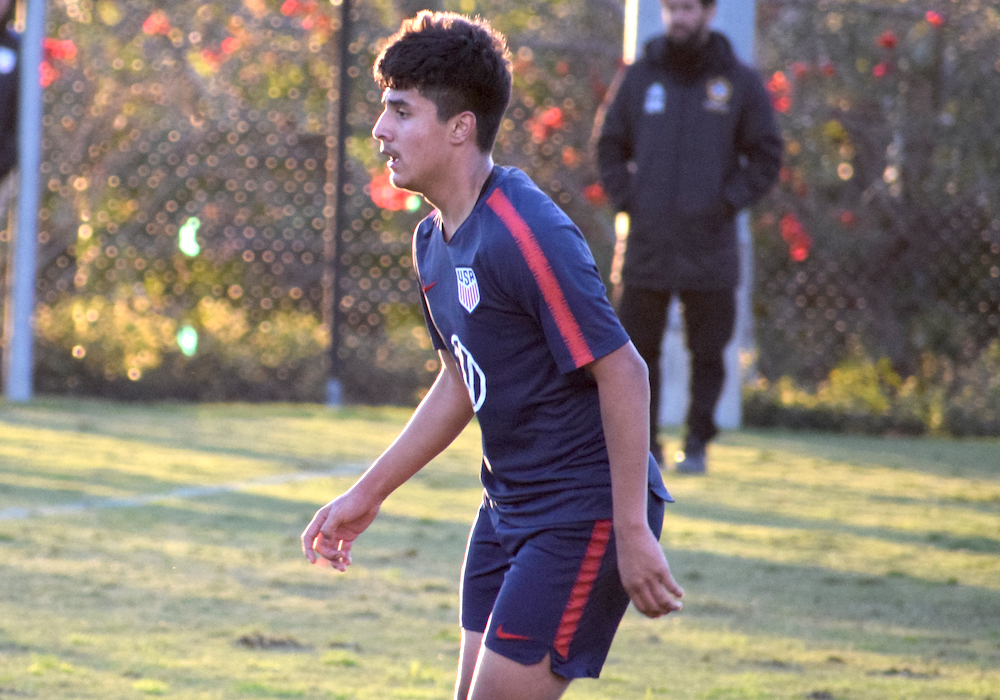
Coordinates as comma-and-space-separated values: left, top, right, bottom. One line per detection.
615, 525, 684, 618
301, 491, 380, 572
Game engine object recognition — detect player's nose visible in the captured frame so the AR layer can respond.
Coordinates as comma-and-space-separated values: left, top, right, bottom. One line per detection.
372, 110, 392, 142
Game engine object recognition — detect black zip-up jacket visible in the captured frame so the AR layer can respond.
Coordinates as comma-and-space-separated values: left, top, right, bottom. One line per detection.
597, 32, 782, 291
0, 27, 18, 182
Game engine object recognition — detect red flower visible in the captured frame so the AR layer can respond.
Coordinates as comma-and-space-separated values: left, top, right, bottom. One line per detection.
791, 62, 810, 80
926, 11, 944, 27
877, 31, 897, 49
142, 10, 171, 35
39, 60, 59, 87
281, 0, 317, 16
561, 146, 580, 168
839, 210, 857, 227
768, 71, 792, 112
767, 71, 789, 95
872, 62, 890, 78
200, 49, 223, 71
526, 107, 565, 142
221, 37, 240, 54
540, 107, 564, 128
43, 38, 77, 62
367, 169, 412, 211
790, 241, 810, 262
780, 213, 801, 242
820, 61, 836, 78
780, 212, 812, 262
583, 183, 608, 206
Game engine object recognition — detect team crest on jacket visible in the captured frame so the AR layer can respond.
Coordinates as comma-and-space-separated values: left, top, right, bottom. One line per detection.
456, 267, 480, 313
704, 78, 732, 113
643, 82, 666, 114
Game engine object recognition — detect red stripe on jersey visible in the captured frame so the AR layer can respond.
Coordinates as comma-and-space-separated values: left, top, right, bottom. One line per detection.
553, 519, 612, 658
486, 189, 594, 367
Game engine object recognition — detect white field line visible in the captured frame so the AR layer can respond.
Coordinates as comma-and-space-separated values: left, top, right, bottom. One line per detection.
0, 464, 367, 521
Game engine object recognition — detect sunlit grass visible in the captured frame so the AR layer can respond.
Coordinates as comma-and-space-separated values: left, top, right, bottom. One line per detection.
0, 398, 997, 699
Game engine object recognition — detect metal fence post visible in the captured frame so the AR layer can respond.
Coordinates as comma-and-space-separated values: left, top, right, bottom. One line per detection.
2, 0, 46, 402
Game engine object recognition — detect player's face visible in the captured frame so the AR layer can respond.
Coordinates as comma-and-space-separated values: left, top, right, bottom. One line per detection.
372, 87, 450, 196
661, 0, 715, 45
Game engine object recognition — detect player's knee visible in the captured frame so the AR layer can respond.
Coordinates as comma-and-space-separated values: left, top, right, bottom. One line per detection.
468, 650, 569, 700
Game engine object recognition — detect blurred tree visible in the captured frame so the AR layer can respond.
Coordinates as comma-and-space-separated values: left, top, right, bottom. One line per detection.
754, 0, 1000, 387
32, 0, 343, 397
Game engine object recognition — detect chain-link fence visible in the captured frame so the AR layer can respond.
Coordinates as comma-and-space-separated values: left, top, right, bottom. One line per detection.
749, 0, 1000, 433
0, 0, 434, 402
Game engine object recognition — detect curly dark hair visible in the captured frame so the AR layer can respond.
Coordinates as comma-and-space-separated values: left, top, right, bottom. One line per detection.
373, 11, 512, 154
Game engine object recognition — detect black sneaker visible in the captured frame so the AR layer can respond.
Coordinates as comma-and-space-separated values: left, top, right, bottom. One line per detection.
673, 438, 707, 474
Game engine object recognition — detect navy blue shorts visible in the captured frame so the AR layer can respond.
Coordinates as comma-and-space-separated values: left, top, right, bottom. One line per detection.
459, 493, 666, 679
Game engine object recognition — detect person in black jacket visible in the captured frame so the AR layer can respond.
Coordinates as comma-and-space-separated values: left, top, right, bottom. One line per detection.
0, 0, 16, 185
596, 0, 781, 473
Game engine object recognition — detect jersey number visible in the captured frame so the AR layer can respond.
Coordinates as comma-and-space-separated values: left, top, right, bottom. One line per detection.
451, 335, 486, 412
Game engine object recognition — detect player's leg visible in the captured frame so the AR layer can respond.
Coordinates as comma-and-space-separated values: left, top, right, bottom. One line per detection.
455, 629, 483, 700
467, 647, 569, 700
456, 505, 508, 700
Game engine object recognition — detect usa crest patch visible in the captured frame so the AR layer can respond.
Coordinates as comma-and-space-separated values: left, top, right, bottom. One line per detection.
456, 267, 480, 313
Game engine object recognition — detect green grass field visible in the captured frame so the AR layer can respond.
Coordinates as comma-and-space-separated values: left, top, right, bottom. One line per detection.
1, 398, 998, 699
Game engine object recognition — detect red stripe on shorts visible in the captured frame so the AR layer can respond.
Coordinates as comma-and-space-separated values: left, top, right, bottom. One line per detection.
486, 189, 594, 368
553, 519, 613, 658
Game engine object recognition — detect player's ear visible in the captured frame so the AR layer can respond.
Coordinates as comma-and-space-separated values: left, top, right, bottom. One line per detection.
449, 111, 477, 146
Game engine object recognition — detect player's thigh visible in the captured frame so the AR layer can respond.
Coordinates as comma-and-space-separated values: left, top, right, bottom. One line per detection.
461, 506, 508, 633
485, 521, 631, 679
468, 647, 569, 700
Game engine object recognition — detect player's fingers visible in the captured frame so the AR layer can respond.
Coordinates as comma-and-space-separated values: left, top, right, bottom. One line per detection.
302, 503, 335, 561
625, 578, 665, 618
661, 569, 685, 600
301, 519, 322, 563
313, 535, 353, 571
631, 574, 683, 618
313, 535, 341, 558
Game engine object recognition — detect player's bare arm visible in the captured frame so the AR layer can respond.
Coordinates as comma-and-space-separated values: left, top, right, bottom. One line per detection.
588, 342, 685, 617
302, 350, 475, 570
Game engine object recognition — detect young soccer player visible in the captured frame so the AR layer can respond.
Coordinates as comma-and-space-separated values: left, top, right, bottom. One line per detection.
301, 12, 684, 700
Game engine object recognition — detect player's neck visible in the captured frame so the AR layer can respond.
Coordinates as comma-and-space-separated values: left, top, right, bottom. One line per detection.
427, 156, 494, 242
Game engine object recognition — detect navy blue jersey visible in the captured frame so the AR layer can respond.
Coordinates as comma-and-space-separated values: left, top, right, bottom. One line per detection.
414, 166, 671, 527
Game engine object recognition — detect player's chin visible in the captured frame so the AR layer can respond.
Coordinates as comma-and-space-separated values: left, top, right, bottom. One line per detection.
388, 170, 409, 190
